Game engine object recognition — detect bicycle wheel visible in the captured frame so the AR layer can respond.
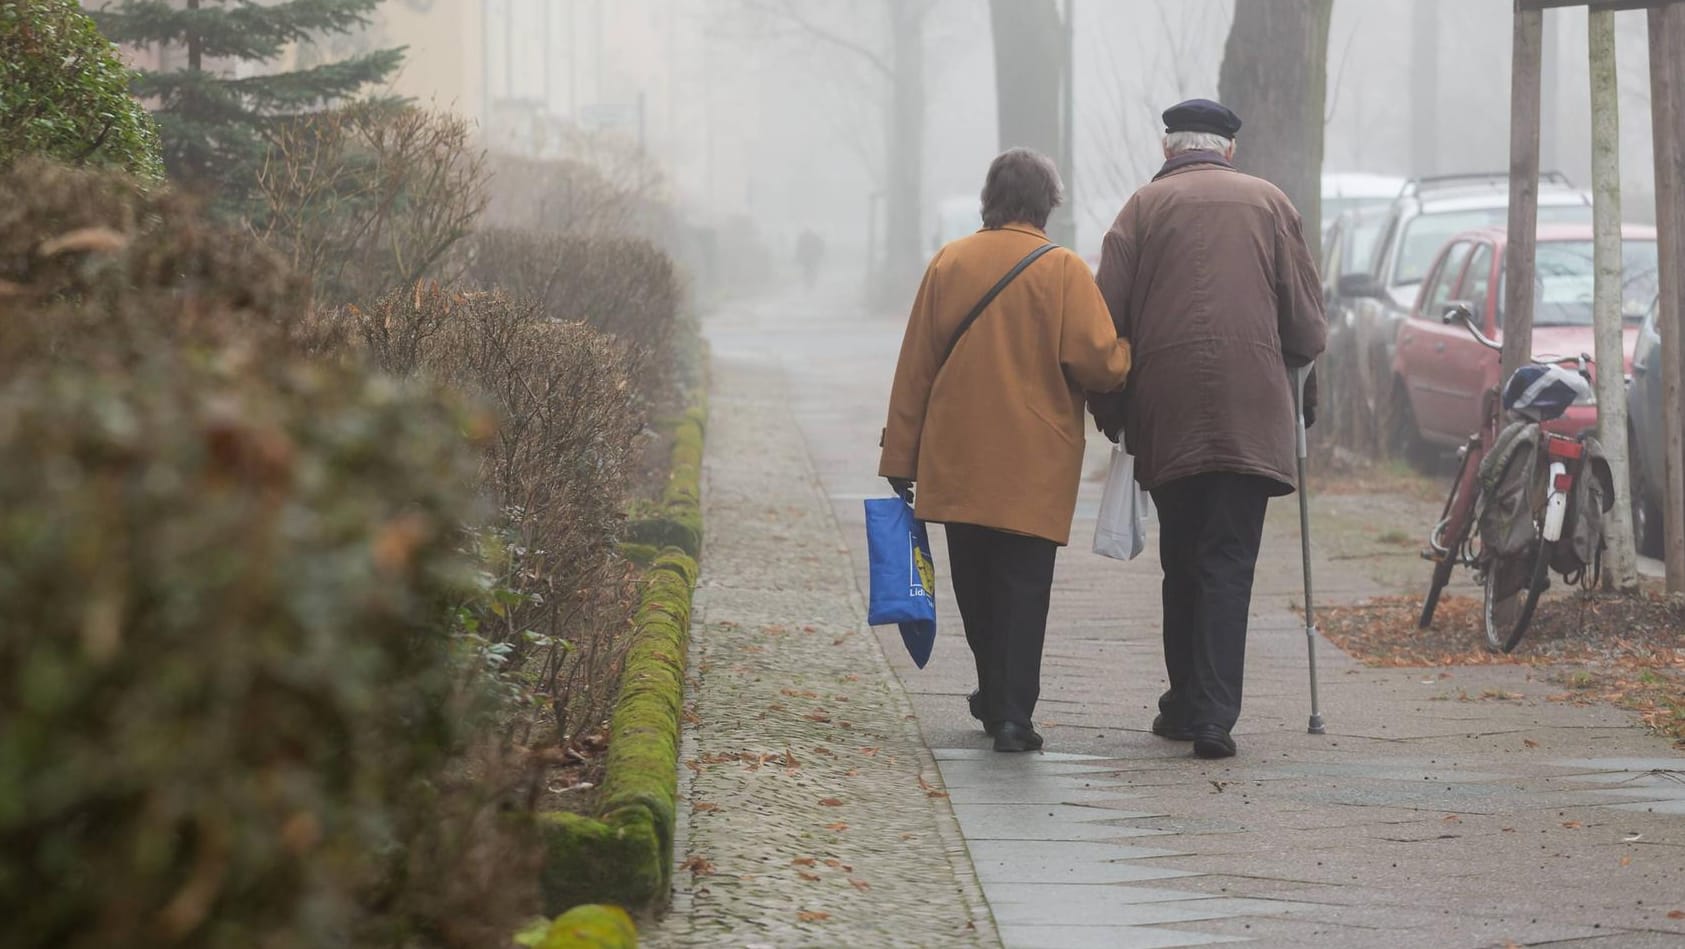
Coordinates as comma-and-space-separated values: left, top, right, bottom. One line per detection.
1419, 449, 1478, 629
1483, 538, 1551, 653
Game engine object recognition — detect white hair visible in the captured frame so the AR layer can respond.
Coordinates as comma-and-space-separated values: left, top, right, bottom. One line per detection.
1164, 130, 1234, 156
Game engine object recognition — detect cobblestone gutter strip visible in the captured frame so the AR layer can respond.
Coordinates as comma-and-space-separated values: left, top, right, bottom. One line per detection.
651, 360, 995, 947
537, 407, 707, 919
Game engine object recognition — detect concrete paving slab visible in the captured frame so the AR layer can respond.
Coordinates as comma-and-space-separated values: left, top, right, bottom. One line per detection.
662, 292, 1685, 948
995, 923, 1248, 949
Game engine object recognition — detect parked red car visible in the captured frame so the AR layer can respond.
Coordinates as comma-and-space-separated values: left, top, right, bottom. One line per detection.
1391, 224, 1658, 460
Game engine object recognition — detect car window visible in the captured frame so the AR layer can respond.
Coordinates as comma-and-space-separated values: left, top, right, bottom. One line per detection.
1393, 203, 1592, 287
1322, 222, 1342, 289
1460, 243, 1495, 319
1424, 241, 1474, 318
1494, 238, 1659, 327
1349, 217, 1385, 277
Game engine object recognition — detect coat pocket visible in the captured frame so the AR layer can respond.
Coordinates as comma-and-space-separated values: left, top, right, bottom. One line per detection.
1024, 398, 1082, 446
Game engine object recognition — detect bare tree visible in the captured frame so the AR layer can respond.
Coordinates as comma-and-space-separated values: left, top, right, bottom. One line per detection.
1081, 1, 1228, 237
989, 0, 1073, 246
1217, 0, 1334, 260
737, 0, 935, 301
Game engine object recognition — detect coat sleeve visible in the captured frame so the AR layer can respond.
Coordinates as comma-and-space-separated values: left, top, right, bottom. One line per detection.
1094, 199, 1140, 336
1059, 252, 1132, 394
1274, 206, 1329, 369
878, 256, 942, 480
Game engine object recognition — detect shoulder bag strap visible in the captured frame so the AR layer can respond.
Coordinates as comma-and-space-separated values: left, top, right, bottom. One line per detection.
939, 242, 1059, 367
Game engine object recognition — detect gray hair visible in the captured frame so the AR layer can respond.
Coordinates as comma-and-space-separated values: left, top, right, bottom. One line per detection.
1164, 130, 1234, 156
980, 148, 1064, 230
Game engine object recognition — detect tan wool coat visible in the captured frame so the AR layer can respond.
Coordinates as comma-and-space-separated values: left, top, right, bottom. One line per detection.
879, 225, 1133, 546
1091, 161, 1327, 494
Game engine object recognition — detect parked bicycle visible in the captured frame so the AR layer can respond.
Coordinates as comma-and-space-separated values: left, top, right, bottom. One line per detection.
1417, 303, 1615, 653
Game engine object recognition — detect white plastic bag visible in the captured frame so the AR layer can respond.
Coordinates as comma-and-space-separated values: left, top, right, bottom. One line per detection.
1092, 445, 1149, 561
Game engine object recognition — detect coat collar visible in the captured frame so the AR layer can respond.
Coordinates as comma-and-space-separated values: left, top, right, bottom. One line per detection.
983, 224, 1050, 240
1153, 150, 1235, 181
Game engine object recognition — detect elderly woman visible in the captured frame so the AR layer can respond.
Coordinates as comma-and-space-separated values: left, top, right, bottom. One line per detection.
878, 148, 1132, 752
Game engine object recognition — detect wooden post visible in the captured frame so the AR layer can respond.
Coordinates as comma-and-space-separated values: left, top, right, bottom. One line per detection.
1590, 9, 1639, 590
1502, 7, 1545, 381
1650, 4, 1685, 591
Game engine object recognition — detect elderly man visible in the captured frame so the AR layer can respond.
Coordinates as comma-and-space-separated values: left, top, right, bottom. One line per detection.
1091, 99, 1326, 759
881, 148, 1132, 752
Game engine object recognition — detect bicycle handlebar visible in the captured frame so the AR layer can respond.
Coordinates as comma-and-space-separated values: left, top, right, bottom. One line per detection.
1439, 304, 1593, 373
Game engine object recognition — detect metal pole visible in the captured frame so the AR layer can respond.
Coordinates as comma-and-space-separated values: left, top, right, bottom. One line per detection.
1293, 366, 1326, 736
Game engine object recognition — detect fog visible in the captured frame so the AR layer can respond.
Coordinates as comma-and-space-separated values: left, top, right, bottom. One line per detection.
358, 0, 1663, 287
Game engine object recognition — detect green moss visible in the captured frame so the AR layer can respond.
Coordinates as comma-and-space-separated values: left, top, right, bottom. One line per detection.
536, 812, 663, 914
520, 904, 639, 948
617, 542, 661, 566
539, 400, 705, 916
623, 515, 700, 557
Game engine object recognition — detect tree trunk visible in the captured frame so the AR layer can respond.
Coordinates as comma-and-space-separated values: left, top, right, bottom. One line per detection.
988, 0, 1074, 247
1411, 0, 1439, 177
1502, 9, 1544, 383
1589, 10, 1638, 592
1649, 5, 1685, 591
1216, 0, 1332, 262
881, 1, 926, 303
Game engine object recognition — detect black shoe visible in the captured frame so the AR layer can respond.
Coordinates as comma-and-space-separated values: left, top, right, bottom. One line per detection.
1151, 713, 1196, 741
1192, 724, 1236, 759
993, 721, 1044, 753
968, 690, 999, 737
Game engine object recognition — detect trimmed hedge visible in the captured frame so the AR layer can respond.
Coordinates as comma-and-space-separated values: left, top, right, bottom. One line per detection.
537, 406, 705, 916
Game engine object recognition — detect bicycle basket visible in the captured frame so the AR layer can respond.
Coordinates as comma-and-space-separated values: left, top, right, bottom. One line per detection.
1502, 364, 1590, 422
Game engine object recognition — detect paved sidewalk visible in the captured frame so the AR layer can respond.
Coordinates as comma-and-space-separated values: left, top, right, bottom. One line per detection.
648, 352, 992, 947
661, 292, 1685, 948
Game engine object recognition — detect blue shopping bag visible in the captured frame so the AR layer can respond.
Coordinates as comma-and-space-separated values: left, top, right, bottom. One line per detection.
864, 496, 937, 668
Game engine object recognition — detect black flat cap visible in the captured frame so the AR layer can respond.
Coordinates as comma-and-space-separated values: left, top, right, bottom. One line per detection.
1163, 98, 1242, 138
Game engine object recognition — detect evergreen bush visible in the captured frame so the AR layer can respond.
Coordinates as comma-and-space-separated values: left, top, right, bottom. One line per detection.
0, 0, 162, 179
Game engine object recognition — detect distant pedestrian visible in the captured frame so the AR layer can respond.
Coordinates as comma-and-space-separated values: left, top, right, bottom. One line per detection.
879, 148, 1133, 753
1090, 99, 1327, 759
796, 228, 825, 290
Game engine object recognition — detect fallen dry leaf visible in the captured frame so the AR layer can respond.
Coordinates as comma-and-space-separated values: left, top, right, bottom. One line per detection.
858, 746, 880, 757
804, 710, 832, 723
792, 856, 816, 867
797, 911, 830, 923
694, 802, 720, 813
849, 878, 871, 891
1523, 738, 1539, 748
818, 797, 844, 807
680, 855, 715, 876
1667, 909, 1685, 919
797, 871, 821, 882
1620, 855, 1632, 867
825, 822, 848, 832
1561, 820, 1583, 829
1442, 814, 1462, 823
784, 748, 800, 769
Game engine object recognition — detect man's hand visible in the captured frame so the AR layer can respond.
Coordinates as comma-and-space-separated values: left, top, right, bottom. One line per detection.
1087, 390, 1127, 444
887, 477, 915, 503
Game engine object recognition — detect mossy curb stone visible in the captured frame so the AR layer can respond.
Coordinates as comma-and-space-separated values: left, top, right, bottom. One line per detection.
624, 405, 705, 558
515, 905, 638, 948
537, 403, 704, 916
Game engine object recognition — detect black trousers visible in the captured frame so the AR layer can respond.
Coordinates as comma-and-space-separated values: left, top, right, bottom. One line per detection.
944, 523, 1057, 729
1149, 472, 1275, 732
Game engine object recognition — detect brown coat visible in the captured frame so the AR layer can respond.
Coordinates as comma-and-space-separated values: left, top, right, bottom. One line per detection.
879, 225, 1132, 545
1092, 162, 1326, 494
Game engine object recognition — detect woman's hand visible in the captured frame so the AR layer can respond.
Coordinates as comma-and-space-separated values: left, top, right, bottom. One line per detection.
887, 477, 915, 503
